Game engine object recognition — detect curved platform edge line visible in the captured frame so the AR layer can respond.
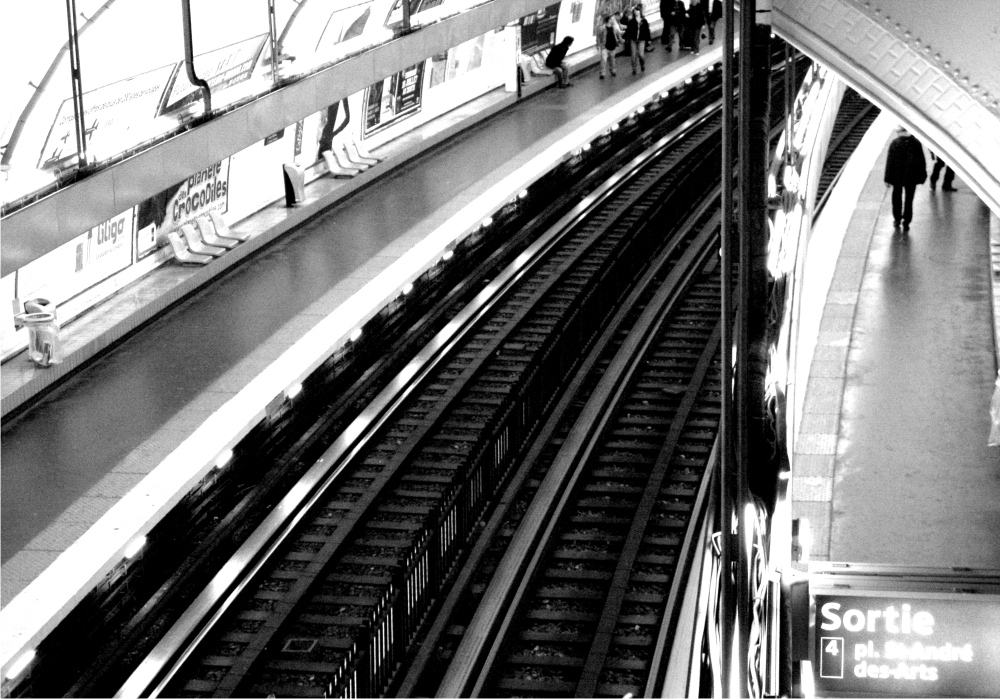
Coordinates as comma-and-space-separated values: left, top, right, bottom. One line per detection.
789, 110, 897, 563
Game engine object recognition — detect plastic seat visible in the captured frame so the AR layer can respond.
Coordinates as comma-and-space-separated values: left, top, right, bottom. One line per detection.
322, 150, 360, 178
343, 139, 378, 167
179, 223, 226, 256
194, 215, 238, 249
335, 141, 370, 171
208, 210, 251, 242
349, 136, 382, 163
164, 231, 212, 265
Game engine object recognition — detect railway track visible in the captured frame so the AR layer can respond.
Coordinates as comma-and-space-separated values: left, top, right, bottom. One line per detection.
120, 94, 728, 699
814, 87, 880, 218
406, 198, 723, 699
109, 49, 819, 699
28, 64, 729, 699
2, 44, 830, 699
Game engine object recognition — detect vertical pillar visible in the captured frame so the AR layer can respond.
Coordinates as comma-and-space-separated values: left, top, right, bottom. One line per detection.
64, 0, 88, 165
743, 3, 774, 507
719, 0, 736, 694
267, 0, 281, 85
737, 0, 771, 694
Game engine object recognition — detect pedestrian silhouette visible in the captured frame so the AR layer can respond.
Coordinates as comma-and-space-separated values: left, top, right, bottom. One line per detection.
884, 127, 926, 232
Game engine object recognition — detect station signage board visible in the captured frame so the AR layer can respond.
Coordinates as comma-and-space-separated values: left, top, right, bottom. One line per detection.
809, 568, 1000, 697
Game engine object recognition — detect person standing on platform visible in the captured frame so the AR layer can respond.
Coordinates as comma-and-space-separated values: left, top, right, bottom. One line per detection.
545, 36, 575, 88
659, 0, 677, 49
884, 127, 927, 231
930, 152, 957, 192
625, 6, 651, 73
599, 15, 621, 78
686, 0, 706, 54
705, 0, 722, 44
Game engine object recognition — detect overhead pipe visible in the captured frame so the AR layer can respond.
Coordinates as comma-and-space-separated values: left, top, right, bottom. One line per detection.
180, 0, 212, 115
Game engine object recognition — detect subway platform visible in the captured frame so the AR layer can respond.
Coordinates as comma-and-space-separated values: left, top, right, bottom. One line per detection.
791, 114, 1000, 568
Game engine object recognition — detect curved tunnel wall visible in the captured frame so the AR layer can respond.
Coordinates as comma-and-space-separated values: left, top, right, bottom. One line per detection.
772, 0, 1000, 219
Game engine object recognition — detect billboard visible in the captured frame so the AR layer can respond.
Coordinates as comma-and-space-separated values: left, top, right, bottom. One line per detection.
16, 209, 136, 307
136, 159, 231, 259
38, 64, 176, 169
158, 34, 268, 116
363, 62, 424, 136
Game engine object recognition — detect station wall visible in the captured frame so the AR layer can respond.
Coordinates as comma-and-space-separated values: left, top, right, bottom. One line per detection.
1, 0, 617, 360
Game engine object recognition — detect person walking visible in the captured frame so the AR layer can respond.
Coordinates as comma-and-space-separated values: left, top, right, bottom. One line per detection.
545, 36, 575, 88
706, 0, 722, 44
884, 126, 927, 231
598, 15, 620, 78
625, 6, 650, 73
929, 152, 957, 192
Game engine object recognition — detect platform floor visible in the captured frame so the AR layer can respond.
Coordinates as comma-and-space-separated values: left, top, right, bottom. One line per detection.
793, 127, 1000, 567
1, 37, 710, 607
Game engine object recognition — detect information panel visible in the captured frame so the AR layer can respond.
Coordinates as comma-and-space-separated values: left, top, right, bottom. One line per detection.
810, 582, 1000, 697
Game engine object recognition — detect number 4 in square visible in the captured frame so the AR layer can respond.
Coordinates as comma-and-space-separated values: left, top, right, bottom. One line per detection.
820, 637, 844, 679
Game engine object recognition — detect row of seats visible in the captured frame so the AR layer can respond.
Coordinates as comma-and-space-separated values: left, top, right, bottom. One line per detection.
321, 137, 382, 178
162, 211, 249, 265
163, 137, 381, 264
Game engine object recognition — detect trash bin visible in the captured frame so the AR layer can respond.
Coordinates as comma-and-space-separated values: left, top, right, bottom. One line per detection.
15, 298, 60, 367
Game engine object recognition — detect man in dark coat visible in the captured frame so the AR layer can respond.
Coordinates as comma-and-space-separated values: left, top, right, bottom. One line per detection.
706, 0, 722, 44
884, 127, 927, 230
545, 36, 575, 88
659, 0, 676, 48
686, 0, 705, 54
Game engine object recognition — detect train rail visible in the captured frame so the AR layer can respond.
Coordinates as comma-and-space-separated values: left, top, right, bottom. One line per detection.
410, 195, 723, 699
122, 96, 727, 699
2, 44, 827, 699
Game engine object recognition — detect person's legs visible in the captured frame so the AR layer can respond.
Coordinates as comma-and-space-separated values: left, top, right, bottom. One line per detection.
708, 19, 716, 43
638, 40, 646, 69
942, 166, 956, 190
552, 65, 565, 86
560, 61, 572, 86
930, 158, 944, 189
902, 183, 916, 227
631, 41, 641, 72
600, 48, 609, 77
891, 185, 903, 225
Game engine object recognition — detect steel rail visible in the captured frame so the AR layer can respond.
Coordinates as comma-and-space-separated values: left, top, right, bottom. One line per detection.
396, 183, 723, 697
436, 209, 722, 699
114, 97, 722, 699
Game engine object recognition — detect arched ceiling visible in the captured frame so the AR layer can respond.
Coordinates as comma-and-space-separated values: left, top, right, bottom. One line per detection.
772, 0, 1000, 217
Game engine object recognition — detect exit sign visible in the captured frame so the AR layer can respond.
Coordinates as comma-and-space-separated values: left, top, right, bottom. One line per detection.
808, 566, 1000, 697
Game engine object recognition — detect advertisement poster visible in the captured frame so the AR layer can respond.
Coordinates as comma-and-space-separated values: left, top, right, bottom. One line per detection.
38, 64, 176, 169
363, 63, 424, 137
16, 209, 135, 306
136, 158, 231, 259
158, 34, 268, 116
519, 3, 561, 54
